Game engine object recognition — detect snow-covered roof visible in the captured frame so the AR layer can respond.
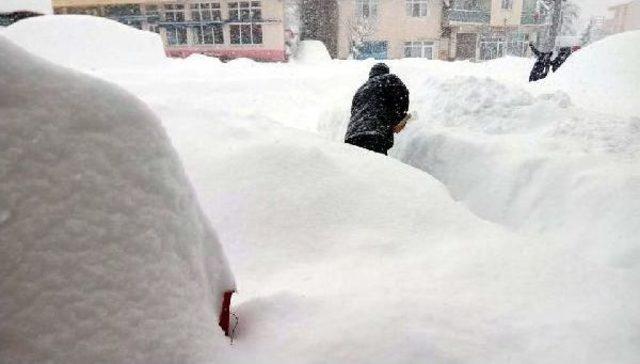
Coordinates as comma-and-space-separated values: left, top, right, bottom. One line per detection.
0, 0, 52, 14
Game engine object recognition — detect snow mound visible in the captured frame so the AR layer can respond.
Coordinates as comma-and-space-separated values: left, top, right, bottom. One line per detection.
0, 0, 52, 14
2, 15, 166, 70
184, 53, 223, 66
545, 30, 640, 117
226, 57, 257, 67
0, 37, 234, 363
159, 109, 640, 364
391, 74, 640, 268
293, 40, 331, 64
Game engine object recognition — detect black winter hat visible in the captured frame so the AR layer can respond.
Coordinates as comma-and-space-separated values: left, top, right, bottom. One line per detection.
369, 63, 390, 78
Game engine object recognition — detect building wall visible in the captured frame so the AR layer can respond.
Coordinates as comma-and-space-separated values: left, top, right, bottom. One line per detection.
490, 0, 523, 27
53, 0, 286, 61
608, 1, 640, 34
337, 0, 443, 59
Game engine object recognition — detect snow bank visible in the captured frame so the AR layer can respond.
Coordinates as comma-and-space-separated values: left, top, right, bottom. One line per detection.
293, 40, 332, 63
2, 15, 166, 70
392, 75, 640, 266
544, 30, 640, 117
147, 97, 640, 364
0, 37, 234, 363
16, 23, 638, 362
0, 0, 52, 14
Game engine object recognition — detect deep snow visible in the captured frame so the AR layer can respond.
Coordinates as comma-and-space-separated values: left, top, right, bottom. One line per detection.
0, 0, 52, 15
0, 37, 234, 363
1, 15, 166, 69
3, 18, 640, 364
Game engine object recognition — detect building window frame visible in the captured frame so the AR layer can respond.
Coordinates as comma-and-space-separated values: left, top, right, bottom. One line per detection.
229, 23, 263, 45
163, 4, 185, 22
228, 1, 262, 22
165, 26, 188, 45
406, 0, 428, 17
355, 0, 379, 19
404, 41, 436, 59
190, 2, 222, 22
501, 0, 513, 10
193, 24, 224, 45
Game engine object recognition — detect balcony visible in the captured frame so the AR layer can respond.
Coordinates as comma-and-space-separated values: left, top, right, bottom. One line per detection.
447, 8, 490, 24
521, 12, 549, 25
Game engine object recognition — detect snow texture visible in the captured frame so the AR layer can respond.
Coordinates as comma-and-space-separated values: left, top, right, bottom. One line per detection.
293, 40, 331, 64
86, 35, 639, 363
0, 36, 235, 364
2, 18, 640, 364
2, 15, 166, 70
544, 30, 640, 117
0, 0, 52, 14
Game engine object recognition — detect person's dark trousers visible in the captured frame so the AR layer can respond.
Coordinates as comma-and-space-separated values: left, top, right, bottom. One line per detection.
346, 135, 389, 155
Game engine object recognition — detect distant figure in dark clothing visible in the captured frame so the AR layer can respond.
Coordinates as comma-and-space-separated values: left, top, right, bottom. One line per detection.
529, 43, 552, 82
345, 63, 410, 155
551, 47, 572, 72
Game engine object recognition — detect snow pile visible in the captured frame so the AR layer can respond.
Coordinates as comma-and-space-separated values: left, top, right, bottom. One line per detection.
2, 15, 166, 70
293, 40, 332, 63
0, 37, 234, 363
140, 91, 640, 364
0, 0, 52, 14
392, 75, 640, 265
544, 30, 640, 117
4, 23, 639, 364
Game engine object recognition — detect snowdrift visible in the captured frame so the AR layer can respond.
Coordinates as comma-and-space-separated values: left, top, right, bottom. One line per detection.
3, 19, 639, 363
544, 30, 640, 117
153, 101, 640, 364
2, 15, 166, 69
293, 40, 332, 63
0, 37, 234, 363
0, 0, 52, 14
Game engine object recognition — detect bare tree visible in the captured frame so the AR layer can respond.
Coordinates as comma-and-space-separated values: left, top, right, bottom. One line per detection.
344, 17, 375, 59
559, 0, 580, 36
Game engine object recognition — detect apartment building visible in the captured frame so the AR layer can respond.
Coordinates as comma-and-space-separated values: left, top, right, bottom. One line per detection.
53, 0, 288, 61
334, 0, 547, 61
606, 0, 640, 34
337, 0, 446, 60
443, 0, 548, 60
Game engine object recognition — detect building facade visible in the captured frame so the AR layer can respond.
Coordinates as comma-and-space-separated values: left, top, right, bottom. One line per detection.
337, 0, 445, 59
442, 0, 548, 61
53, 0, 288, 61
335, 0, 549, 61
606, 0, 640, 34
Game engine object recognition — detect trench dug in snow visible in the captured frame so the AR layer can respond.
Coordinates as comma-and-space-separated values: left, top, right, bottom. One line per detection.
320, 71, 640, 269
3, 15, 640, 363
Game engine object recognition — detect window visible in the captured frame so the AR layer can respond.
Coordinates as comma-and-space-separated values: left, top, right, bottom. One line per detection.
230, 24, 263, 44
163, 4, 185, 22
406, 0, 428, 17
193, 24, 224, 44
228, 1, 262, 22
190, 3, 222, 22
356, 0, 378, 19
165, 26, 188, 45
501, 0, 513, 10
404, 41, 436, 59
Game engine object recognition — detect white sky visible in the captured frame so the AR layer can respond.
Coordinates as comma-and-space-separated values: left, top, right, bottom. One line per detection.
576, 0, 631, 26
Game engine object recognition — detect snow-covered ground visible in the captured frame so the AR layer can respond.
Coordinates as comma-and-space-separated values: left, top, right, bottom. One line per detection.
2, 16, 639, 364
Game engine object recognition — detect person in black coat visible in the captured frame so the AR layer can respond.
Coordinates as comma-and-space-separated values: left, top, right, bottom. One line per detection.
345, 63, 410, 155
529, 43, 552, 82
551, 47, 572, 72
